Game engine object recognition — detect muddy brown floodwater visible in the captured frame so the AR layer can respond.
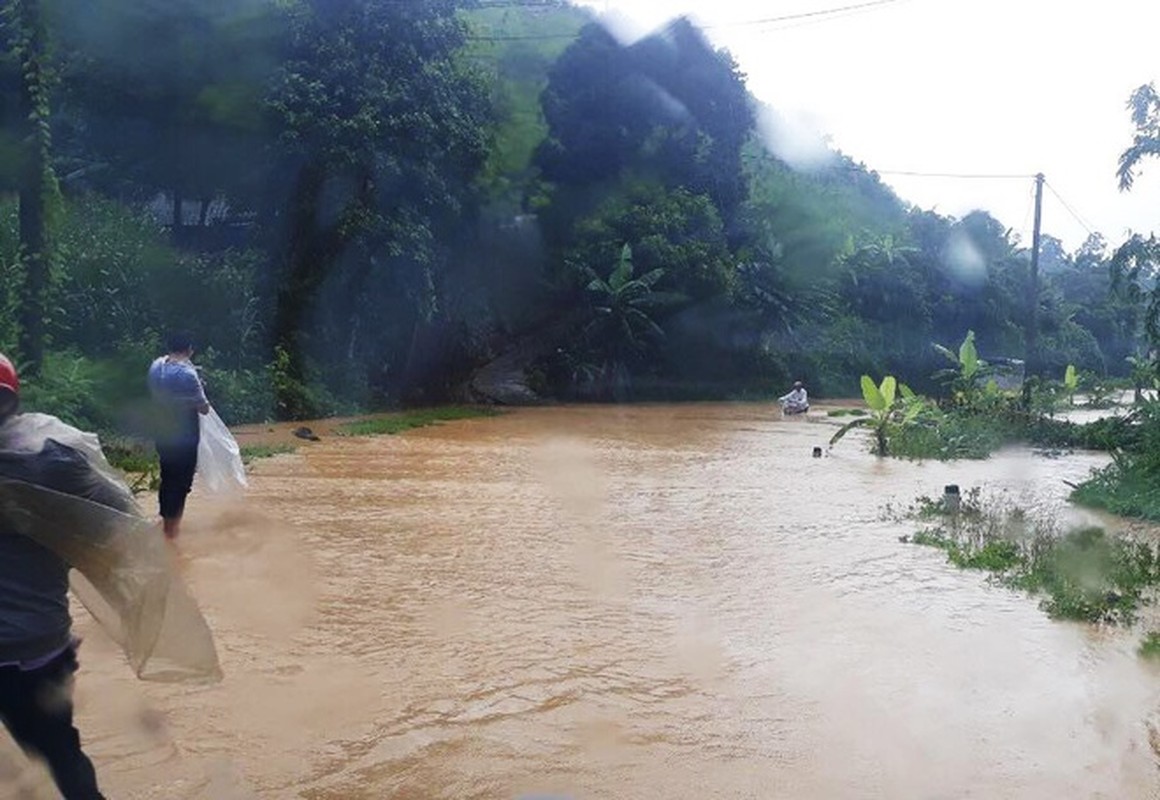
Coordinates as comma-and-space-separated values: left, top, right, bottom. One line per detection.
4, 404, 1160, 798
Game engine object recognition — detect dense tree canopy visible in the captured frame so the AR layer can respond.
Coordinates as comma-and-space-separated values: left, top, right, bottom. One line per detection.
0, 1, 1145, 423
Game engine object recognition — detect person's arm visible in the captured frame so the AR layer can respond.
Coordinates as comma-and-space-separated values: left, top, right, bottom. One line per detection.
178, 364, 211, 414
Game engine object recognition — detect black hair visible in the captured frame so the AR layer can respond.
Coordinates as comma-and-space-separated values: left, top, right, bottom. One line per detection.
166, 331, 195, 353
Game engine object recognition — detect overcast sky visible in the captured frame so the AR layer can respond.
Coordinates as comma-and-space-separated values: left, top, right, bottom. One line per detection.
576, 0, 1160, 252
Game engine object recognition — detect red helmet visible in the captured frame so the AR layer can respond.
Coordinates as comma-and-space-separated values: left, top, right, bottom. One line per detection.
0, 353, 18, 395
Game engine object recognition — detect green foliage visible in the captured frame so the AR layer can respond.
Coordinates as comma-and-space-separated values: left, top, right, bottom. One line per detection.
830, 374, 924, 455
48, 0, 281, 204
904, 491, 1160, 625
464, 2, 590, 211
337, 406, 500, 437
888, 409, 1018, 460
536, 18, 753, 216
18, 349, 129, 430
1072, 466, 1160, 523
268, 344, 320, 421
1139, 631, 1160, 660
1012, 527, 1159, 623
199, 362, 276, 425
1126, 355, 1156, 404
932, 330, 994, 405
1070, 401, 1160, 521
239, 443, 295, 464
562, 185, 734, 300
0, 5, 1147, 422
1117, 82, 1160, 192
101, 437, 159, 494
1063, 363, 1078, 403
263, 0, 492, 413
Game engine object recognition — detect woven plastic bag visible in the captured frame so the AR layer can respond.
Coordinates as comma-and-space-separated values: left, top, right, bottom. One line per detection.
0, 413, 222, 683
197, 408, 247, 495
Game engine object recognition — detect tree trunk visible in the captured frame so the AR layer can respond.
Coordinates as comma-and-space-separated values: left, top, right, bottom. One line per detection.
270, 160, 333, 419
15, 0, 52, 377
172, 188, 184, 243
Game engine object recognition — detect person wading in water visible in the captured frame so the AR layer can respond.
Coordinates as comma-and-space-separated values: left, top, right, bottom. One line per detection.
148, 332, 210, 540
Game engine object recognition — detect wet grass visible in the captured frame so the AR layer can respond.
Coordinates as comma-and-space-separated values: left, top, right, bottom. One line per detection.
825, 408, 867, 418
336, 406, 502, 437
239, 443, 297, 463
900, 490, 1160, 625
1139, 632, 1160, 660
103, 438, 160, 493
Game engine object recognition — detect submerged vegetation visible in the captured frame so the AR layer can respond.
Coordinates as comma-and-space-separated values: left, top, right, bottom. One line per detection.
1069, 401, 1160, 521
825, 330, 1147, 466
901, 489, 1160, 626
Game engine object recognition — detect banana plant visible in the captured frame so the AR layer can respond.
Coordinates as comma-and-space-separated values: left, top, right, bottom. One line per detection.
1063, 363, 1079, 406
830, 375, 925, 456
932, 330, 991, 405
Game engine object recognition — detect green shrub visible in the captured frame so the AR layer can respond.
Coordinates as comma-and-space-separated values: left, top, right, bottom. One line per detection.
903, 491, 1160, 625
1139, 632, 1160, 660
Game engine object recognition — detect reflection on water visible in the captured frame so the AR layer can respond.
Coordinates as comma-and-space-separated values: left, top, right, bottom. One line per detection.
6, 404, 1160, 798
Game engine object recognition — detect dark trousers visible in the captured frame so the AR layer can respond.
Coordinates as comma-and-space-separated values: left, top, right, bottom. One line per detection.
0, 646, 104, 799
157, 440, 198, 519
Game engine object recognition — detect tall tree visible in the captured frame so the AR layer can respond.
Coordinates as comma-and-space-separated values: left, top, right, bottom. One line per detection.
1, 0, 57, 374
263, 0, 489, 416
1117, 83, 1160, 191
1111, 83, 1160, 357
534, 17, 754, 230
48, 0, 280, 234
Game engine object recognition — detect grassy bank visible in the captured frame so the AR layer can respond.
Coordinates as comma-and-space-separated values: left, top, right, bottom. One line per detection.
1067, 403, 1160, 521
1070, 462, 1160, 522
336, 406, 501, 436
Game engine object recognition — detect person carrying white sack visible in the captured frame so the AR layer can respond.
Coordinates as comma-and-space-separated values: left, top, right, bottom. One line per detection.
0, 353, 108, 798
147, 331, 210, 540
0, 351, 223, 797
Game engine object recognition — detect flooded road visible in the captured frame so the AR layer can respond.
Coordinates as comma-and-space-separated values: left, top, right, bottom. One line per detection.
7, 404, 1160, 798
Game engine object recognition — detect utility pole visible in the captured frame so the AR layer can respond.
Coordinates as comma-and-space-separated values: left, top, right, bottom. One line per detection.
1026, 172, 1045, 377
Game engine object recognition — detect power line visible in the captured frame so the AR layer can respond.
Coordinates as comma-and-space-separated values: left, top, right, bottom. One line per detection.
709, 0, 909, 29
1044, 180, 1098, 238
867, 169, 1039, 179
1018, 177, 1036, 240
466, 0, 914, 41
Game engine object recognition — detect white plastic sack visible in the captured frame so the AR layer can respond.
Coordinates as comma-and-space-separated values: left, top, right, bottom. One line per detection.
197, 408, 247, 495
0, 414, 222, 682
